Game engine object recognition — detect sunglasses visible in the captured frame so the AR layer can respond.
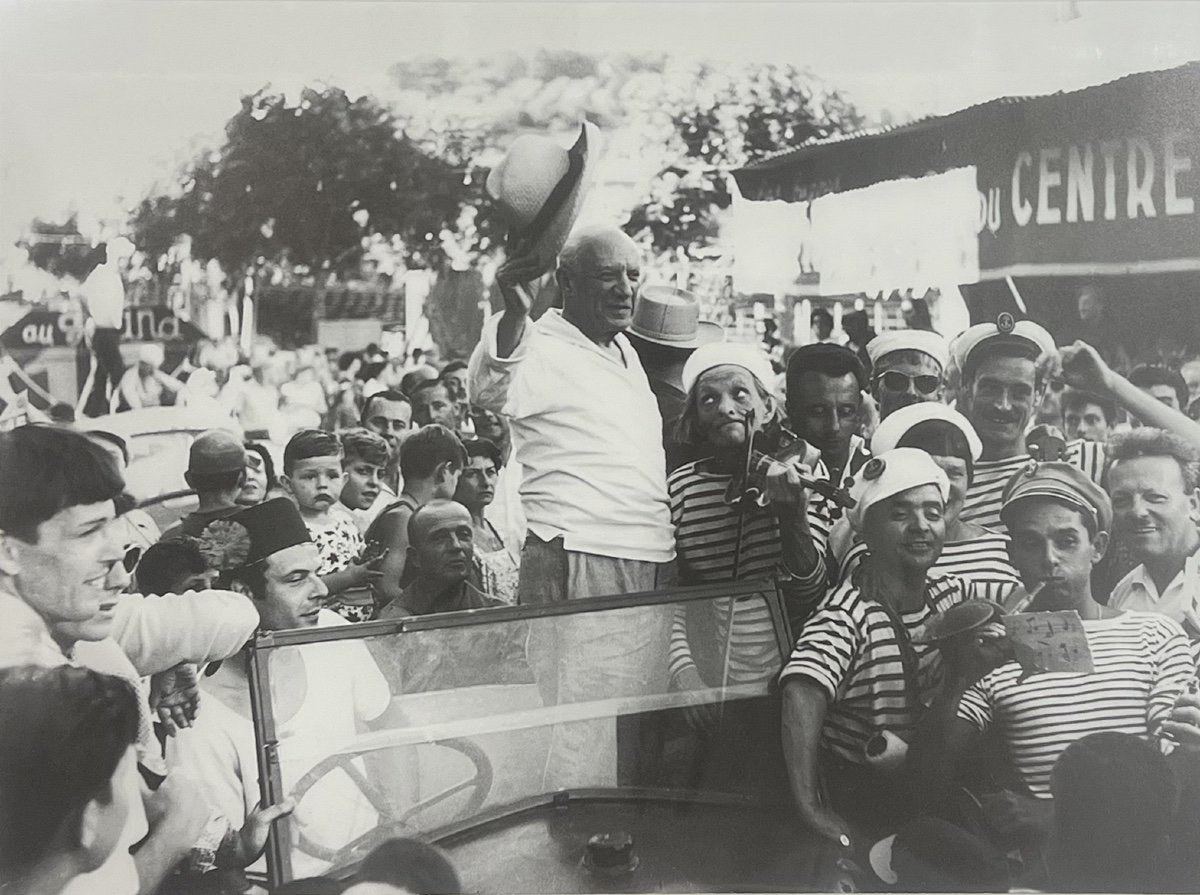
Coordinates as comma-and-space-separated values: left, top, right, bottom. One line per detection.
113, 546, 142, 575
873, 371, 941, 395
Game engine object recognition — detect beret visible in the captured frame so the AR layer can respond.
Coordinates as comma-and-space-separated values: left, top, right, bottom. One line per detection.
848, 447, 951, 532
871, 402, 982, 461
681, 343, 776, 397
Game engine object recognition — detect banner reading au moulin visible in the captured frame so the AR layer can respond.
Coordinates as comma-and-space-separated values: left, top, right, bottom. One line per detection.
975, 65, 1200, 279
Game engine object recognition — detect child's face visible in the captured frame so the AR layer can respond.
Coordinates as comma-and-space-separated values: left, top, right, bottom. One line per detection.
284, 455, 345, 513
341, 456, 384, 510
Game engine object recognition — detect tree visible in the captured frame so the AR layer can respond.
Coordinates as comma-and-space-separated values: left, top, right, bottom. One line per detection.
129, 86, 470, 285
19, 215, 94, 281
624, 62, 868, 260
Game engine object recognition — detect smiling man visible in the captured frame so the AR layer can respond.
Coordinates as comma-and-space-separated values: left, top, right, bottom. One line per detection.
1107, 429, 1200, 638
469, 227, 675, 601
955, 315, 1104, 531
781, 448, 969, 848
168, 497, 390, 878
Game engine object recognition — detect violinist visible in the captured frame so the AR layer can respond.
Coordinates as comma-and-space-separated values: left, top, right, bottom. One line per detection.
667, 343, 829, 713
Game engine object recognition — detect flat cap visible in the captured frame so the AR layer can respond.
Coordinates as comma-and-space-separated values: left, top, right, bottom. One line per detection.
1000, 460, 1112, 533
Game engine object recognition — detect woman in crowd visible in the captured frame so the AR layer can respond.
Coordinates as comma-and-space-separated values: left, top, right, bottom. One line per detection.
667, 343, 829, 696
833, 402, 1020, 603
238, 441, 280, 507
453, 437, 519, 604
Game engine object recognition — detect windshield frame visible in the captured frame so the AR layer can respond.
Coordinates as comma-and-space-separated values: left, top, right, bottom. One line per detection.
246, 577, 791, 885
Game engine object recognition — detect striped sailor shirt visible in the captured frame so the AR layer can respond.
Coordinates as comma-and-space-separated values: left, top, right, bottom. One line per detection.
961, 439, 1106, 532
668, 460, 829, 685
779, 573, 969, 763
957, 611, 1195, 798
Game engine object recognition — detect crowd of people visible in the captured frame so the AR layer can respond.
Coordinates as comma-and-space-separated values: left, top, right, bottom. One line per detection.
6, 214, 1200, 893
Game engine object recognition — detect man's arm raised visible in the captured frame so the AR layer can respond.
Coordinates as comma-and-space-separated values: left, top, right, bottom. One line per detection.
1060, 341, 1200, 445
468, 252, 546, 414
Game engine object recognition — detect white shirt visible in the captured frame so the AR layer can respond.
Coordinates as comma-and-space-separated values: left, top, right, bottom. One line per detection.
468, 310, 674, 563
166, 611, 390, 878
80, 263, 127, 329
1110, 550, 1200, 632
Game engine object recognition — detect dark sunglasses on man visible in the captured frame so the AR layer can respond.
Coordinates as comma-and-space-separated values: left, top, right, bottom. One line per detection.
873, 371, 941, 395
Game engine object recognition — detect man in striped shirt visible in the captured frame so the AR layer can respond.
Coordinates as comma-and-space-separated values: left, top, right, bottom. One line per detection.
914, 462, 1194, 845
781, 448, 969, 848
955, 315, 1106, 532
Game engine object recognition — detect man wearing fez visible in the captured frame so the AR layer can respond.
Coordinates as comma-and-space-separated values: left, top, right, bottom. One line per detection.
168, 497, 390, 879
864, 330, 950, 421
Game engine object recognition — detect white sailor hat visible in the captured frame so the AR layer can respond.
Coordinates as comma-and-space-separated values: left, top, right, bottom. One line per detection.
952, 313, 1056, 377
866, 329, 949, 371
847, 447, 951, 532
870, 402, 983, 461
681, 343, 777, 397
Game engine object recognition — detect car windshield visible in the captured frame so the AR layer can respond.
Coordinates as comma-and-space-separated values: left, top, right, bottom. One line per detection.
247, 581, 791, 884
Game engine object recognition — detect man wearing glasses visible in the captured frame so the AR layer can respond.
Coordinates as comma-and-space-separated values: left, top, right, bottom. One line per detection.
865, 330, 950, 421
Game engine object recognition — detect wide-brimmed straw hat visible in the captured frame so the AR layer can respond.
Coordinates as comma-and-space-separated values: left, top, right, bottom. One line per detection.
628, 285, 725, 351
486, 121, 601, 271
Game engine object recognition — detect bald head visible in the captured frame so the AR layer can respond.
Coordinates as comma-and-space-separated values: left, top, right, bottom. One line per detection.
406, 499, 474, 586
556, 228, 642, 345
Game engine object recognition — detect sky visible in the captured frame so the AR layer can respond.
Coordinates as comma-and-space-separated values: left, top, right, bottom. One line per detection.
3, 0, 1200, 242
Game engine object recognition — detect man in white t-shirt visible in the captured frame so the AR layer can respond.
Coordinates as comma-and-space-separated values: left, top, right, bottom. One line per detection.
168, 497, 390, 878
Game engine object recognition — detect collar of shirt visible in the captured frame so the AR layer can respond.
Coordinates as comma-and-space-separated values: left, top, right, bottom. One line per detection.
0, 591, 68, 668
1125, 549, 1200, 603
536, 309, 634, 368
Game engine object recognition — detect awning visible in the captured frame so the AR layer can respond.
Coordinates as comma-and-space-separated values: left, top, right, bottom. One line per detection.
733, 62, 1200, 281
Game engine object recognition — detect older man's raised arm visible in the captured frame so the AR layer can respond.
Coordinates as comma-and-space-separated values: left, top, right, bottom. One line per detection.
468, 253, 545, 412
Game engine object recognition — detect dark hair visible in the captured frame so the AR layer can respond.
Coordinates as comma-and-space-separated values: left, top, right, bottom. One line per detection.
1128, 363, 1188, 410
1048, 732, 1178, 892
47, 403, 76, 423
0, 665, 139, 876
245, 442, 278, 492
283, 429, 342, 475
336, 351, 360, 373
411, 378, 449, 402
440, 360, 469, 378
80, 242, 108, 277
962, 339, 1050, 392
462, 437, 502, 470
897, 420, 975, 486
811, 308, 834, 335
399, 425, 466, 482
1061, 388, 1117, 426
360, 390, 410, 426
400, 369, 438, 398
136, 538, 207, 596
357, 837, 462, 894
0, 426, 125, 542
339, 428, 390, 469
187, 469, 245, 495
786, 343, 868, 401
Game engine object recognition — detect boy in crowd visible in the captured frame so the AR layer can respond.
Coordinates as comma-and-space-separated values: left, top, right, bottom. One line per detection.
1061, 388, 1115, 444
366, 425, 466, 611
281, 429, 375, 622
337, 427, 391, 535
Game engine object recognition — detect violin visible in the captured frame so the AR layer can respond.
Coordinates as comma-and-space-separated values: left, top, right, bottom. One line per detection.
724, 416, 857, 513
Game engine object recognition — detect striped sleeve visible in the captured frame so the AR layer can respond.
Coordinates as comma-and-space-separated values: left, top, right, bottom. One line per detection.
667, 603, 695, 681
779, 589, 861, 701
957, 678, 995, 733
1144, 615, 1197, 729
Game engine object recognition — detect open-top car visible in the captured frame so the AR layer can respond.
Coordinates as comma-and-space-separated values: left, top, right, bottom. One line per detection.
243, 580, 851, 893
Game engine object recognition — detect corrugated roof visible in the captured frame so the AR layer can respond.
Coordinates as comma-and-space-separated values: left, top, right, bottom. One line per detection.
738, 61, 1199, 174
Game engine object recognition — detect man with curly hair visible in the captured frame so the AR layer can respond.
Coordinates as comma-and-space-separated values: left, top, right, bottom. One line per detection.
1107, 428, 1200, 638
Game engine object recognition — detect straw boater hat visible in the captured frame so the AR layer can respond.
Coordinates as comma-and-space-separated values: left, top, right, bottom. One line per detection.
486, 121, 601, 271
628, 285, 725, 351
